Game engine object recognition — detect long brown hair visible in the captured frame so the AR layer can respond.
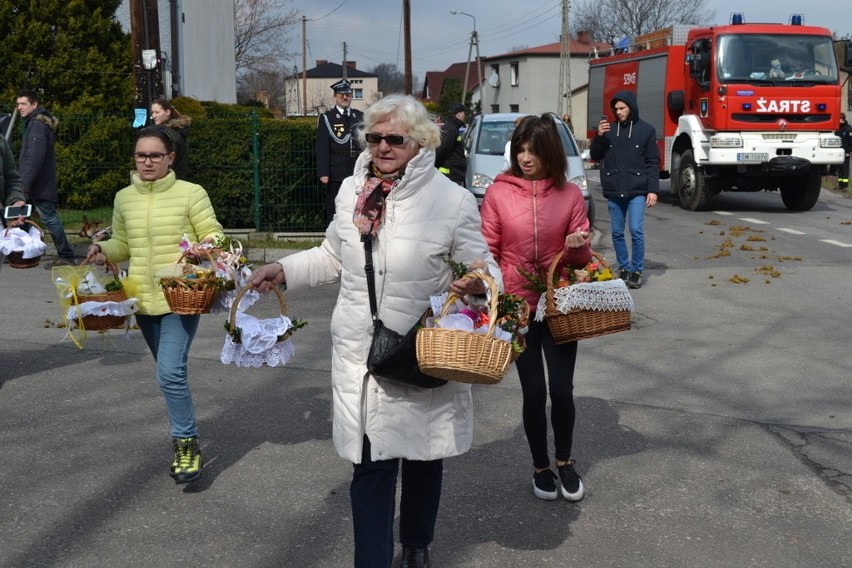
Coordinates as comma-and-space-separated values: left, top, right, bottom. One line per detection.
508, 113, 567, 187
151, 97, 182, 120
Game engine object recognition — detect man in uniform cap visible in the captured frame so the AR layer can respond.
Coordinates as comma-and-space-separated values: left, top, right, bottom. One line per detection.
435, 102, 468, 185
315, 79, 364, 225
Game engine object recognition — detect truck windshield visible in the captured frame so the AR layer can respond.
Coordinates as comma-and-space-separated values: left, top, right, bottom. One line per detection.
717, 34, 838, 84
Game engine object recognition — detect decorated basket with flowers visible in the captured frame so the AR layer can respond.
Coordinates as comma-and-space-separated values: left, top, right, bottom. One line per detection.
220, 284, 307, 367
158, 235, 246, 315
1, 219, 47, 268
533, 250, 633, 344
416, 268, 529, 385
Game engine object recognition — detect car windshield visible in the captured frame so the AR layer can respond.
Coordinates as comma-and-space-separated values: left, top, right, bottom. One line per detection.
717, 33, 838, 84
475, 118, 579, 157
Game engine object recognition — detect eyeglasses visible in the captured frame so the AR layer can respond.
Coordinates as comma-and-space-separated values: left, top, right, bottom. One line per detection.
365, 133, 412, 146
132, 152, 168, 163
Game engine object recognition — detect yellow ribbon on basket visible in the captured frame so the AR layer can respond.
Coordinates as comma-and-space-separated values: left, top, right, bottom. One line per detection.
51, 265, 137, 349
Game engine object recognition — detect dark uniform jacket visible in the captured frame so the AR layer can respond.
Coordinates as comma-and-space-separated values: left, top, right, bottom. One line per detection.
435, 115, 467, 184
1, 135, 24, 208
590, 90, 659, 199
315, 107, 364, 184
837, 122, 852, 154
19, 107, 58, 203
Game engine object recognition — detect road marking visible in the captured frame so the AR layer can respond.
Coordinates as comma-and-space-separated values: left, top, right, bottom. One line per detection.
714, 211, 735, 216
777, 228, 807, 235
738, 217, 769, 224
820, 239, 852, 248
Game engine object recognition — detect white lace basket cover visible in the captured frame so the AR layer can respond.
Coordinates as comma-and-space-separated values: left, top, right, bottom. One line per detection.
534, 279, 635, 322
0, 225, 47, 259
60, 267, 138, 328
220, 311, 296, 367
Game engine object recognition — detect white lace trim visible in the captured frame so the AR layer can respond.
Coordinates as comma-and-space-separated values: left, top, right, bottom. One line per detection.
0, 226, 46, 258
220, 311, 296, 367
534, 279, 634, 322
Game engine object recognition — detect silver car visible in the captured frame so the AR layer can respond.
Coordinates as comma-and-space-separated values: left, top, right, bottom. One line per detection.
462, 112, 594, 225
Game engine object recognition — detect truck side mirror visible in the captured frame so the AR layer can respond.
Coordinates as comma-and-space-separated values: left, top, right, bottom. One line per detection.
667, 90, 685, 113
843, 41, 852, 70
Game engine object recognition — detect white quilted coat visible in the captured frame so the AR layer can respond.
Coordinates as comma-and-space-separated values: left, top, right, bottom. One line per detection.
279, 148, 502, 464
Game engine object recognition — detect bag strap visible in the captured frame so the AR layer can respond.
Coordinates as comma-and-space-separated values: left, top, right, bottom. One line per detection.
362, 235, 379, 320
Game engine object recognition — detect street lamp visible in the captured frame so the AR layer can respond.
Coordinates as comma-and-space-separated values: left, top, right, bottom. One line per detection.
450, 9, 480, 106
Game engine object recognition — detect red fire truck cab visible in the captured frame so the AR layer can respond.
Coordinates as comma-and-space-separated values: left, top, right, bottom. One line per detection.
588, 14, 852, 211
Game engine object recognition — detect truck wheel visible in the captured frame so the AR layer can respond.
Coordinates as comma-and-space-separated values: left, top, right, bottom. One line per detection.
780, 168, 821, 211
677, 150, 713, 211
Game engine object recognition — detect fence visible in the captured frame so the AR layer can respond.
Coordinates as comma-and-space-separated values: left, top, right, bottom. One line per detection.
5, 110, 327, 233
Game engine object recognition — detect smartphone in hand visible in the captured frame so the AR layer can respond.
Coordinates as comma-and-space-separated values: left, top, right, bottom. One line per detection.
3, 204, 32, 219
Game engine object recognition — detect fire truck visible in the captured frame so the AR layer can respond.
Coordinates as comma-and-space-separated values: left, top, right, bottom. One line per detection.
587, 14, 852, 211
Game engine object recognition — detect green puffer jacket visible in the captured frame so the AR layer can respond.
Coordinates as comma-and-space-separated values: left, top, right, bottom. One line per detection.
98, 172, 224, 315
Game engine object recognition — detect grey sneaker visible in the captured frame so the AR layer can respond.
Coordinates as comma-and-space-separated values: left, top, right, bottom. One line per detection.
627, 271, 642, 289
532, 469, 558, 501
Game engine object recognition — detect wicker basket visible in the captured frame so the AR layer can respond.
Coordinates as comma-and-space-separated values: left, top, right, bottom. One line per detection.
161, 277, 220, 315
225, 284, 292, 343
75, 261, 129, 331
6, 219, 44, 269
545, 251, 631, 344
416, 272, 517, 385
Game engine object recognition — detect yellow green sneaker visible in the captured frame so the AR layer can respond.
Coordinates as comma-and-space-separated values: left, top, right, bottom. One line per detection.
170, 437, 203, 484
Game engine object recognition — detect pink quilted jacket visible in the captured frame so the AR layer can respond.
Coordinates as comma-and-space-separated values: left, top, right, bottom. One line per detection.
480, 173, 591, 311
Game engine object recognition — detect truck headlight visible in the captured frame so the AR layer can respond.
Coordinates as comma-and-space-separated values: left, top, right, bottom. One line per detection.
569, 175, 588, 192
710, 136, 743, 148
470, 173, 494, 189
820, 137, 842, 148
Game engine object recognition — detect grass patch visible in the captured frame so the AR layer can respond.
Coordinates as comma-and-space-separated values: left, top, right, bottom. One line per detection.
59, 207, 113, 231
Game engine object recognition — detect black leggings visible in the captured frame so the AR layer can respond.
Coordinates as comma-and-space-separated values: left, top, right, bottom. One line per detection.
514, 320, 578, 469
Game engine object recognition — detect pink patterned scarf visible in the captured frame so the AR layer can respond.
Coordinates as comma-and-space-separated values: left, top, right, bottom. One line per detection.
353, 164, 400, 237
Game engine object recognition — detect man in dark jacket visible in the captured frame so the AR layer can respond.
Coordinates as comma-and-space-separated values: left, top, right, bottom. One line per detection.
1, 135, 26, 270
836, 113, 852, 190
315, 79, 364, 226
589, 90, 659, 289
16, 89, 75, 267
435, 102, 467, 185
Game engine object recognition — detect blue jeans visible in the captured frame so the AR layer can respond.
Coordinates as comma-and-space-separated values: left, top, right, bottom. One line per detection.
32, 200, 75, 261
607, 195, 646, 273
136, 313, 201, 439
351, 436, 443, 568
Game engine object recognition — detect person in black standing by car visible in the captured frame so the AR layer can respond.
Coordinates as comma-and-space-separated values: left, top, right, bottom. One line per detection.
435, 102, 467, 185
836, 113, 852, 190
316, 79, 364, 225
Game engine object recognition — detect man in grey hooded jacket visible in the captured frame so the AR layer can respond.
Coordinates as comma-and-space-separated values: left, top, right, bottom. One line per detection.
589, 90, 658, 289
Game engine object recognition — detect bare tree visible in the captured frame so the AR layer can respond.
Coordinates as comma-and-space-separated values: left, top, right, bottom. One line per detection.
234, 0, 300, 75
237, 68, 288, 114
572, 0, 716, 44
370, 63, 405, 94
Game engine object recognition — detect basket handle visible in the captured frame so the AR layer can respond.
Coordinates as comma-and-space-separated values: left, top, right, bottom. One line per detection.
545, 249, 608, 304
4, 218, 43, 237
227, 283, 288, 330
81, 258, 122, 277
438, 270, 500, 337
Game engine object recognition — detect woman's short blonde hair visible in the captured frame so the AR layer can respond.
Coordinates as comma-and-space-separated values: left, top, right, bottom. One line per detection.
357, 94, 441, 150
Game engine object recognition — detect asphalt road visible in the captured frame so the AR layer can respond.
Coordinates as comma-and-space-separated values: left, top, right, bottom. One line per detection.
1, 184, 850, 567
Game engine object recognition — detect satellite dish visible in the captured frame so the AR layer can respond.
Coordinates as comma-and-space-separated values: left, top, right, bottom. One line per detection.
488, 72, 500, 88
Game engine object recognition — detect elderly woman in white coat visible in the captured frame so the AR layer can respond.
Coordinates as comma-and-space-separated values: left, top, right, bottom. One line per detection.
250, 94, 500, 568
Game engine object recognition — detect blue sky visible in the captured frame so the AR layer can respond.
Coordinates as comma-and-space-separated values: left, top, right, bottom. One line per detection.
293, 0, 852, 81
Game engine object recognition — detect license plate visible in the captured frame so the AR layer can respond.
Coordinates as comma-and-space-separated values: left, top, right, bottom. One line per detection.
737, 152, 769, 161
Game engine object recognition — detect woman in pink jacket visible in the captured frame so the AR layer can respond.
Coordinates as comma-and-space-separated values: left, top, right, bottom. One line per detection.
480, 113, 592, 502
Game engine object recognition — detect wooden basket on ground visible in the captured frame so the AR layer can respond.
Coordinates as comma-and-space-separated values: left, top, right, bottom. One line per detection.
416, 272, 517, 385
544, 251, 632, 344
6, 219, 44, 269
76, 261, 129, 331
225, 284, 293, 344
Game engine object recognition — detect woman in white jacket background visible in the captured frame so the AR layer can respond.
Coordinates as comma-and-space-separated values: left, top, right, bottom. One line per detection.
250, 94, 500, 568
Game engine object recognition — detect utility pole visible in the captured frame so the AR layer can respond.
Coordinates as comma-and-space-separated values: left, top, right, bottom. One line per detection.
403, 0, 412, 94
302, 16, 308, 115
342, 42, 348, 79
557, 0, 572, 117
130, 0, 164, 116
169, 0, 181, 98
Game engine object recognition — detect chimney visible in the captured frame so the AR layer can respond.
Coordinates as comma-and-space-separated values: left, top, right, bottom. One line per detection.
578, 30, 590, 43
316, 59, 328, 66
345, 61, 357, 70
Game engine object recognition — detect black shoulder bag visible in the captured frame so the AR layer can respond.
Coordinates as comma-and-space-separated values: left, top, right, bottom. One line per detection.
363, 235, 447, 389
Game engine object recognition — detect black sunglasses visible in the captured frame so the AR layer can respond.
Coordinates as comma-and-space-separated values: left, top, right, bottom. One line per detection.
365, 133, 412, 146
